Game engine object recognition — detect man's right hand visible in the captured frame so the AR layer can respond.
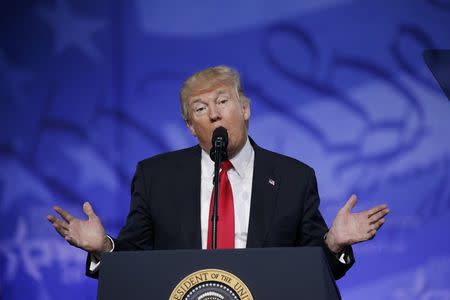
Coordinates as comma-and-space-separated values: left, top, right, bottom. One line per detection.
47, 202, 112, 254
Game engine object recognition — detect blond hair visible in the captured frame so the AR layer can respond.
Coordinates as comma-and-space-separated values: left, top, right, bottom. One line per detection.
180, 65, 250, 122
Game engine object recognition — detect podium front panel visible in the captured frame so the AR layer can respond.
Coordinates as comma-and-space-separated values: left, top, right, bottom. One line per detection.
98, 247, 340, 300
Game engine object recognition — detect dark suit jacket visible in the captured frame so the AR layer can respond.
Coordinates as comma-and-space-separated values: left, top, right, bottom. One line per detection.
87, 140, 354, 279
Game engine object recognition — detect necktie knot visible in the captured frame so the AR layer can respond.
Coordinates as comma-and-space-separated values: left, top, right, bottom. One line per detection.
220, 160, 233, 173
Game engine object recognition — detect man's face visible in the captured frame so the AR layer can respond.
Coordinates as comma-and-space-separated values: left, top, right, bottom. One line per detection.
186, 84, 251, 158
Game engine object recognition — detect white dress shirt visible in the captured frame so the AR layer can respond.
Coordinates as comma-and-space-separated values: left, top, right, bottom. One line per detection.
200, 138, 254, 249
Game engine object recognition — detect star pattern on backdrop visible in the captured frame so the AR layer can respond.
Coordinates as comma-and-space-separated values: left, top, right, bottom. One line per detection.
36, 0, 106, 61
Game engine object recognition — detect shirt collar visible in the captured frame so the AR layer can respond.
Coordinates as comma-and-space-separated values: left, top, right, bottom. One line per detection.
201, 137, 253, 178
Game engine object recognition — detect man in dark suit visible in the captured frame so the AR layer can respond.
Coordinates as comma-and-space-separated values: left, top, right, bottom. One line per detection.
48, 65, 389, 280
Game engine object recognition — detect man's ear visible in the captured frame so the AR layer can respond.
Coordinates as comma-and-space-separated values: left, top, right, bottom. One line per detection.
243, 101, 251, 121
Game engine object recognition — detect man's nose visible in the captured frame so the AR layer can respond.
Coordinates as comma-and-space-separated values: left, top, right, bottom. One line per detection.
208, 104, 221, 121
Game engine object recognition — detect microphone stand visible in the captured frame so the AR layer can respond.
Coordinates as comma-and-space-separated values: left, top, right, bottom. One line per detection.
209, 126, 228, 250
211, 139, 223, 250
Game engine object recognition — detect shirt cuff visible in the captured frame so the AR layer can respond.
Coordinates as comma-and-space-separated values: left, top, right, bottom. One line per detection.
323, 231, 351, 264
88, 235, 115, 272
337, 247, 351, 264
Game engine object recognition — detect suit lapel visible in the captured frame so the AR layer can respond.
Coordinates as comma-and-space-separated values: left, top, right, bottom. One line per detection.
246, 142, 280, 248
176, 146, 202, 249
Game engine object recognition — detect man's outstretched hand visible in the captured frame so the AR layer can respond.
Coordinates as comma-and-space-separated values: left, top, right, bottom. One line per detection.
47, 202, 112, 254
325, 195, 389, 253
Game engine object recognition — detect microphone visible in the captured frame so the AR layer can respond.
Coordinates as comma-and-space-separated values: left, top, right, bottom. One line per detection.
209, 126, 228, 161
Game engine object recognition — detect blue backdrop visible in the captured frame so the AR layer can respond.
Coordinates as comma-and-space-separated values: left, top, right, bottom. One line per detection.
1, 0, 450, 299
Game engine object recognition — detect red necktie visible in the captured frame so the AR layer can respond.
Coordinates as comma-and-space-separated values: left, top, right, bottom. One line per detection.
207, 160, 234, 249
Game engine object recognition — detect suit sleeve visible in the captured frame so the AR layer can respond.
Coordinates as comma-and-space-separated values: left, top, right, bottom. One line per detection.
297, 167, 355, 280
114, 162, 154, 251
85, 162, 154, 278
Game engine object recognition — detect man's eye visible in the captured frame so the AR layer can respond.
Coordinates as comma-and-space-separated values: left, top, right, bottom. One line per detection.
218, 99, 228, 105
195, 106, 206, 112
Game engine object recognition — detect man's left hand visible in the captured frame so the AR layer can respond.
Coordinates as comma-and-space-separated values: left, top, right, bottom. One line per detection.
325, 194, 389, 253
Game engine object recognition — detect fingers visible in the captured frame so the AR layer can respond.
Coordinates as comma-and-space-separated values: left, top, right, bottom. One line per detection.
53, 206, 75, 223
367, 204, 388, 218
47, 214, 69, 229
369, 218, 385, 231
47, 214, 69, 237
367, 218, 385, 237
343, 194, 357, 212
369, 207, 389, 223
64, 235, 74, 244
366, 229, 377, 240
83, 202, 96, 219
363, 218, 385, 241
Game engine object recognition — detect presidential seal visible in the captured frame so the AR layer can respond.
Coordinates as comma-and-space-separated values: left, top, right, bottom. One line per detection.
169, 269, 254, 300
